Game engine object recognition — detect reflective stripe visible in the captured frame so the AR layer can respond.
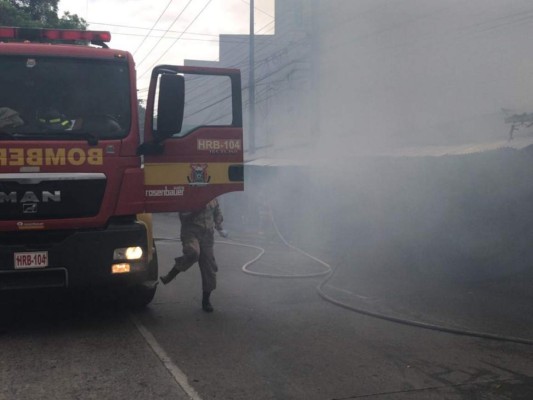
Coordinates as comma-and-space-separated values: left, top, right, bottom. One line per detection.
0, 173, 106, 183
144, 162, 242, 185
39, 118, 70, 126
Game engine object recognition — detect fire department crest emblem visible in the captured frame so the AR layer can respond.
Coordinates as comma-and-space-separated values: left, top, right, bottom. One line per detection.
187, 163, 211, 185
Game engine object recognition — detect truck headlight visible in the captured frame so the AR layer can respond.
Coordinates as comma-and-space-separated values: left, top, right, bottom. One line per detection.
113, 246, 143, 260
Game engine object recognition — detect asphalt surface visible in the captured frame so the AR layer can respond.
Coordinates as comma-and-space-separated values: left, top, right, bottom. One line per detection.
0, 291, 191, 400
1, 213, 533, 399
316, 241, 533, 342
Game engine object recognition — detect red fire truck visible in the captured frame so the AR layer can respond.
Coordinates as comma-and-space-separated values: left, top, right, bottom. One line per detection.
0, 27, 243, 306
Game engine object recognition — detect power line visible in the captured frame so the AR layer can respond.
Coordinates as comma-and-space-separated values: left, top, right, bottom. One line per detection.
137, 2, 334, 109
186, 20, 276, 62
136, 16, 305, 100
139, 1, 533, 147
88, 21, 222, 38
256, 19, 275, 34
203, 76, 306, 126
176, 10, 301, 87
181, 53, 309, 121
111, 31, 249, 44
137, 0, 214, 80
168, 36, 308, 107
136, 3, 288, 88
182, 22, 280, 83
239, 0, 274, 19
137, 5, 315, 100
132, 0, 174, 56
156, 3, 370, 126
135, 0, 195, 69
90, 19, 275, 62
89, 9, 275, 37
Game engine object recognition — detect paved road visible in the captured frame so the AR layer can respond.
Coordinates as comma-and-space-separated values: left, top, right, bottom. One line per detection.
1, 213, 533, 399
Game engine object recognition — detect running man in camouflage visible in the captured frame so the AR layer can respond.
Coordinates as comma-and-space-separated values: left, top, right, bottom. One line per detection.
160, 198, 228, 312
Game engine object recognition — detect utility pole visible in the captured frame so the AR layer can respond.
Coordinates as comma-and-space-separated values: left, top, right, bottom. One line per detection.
310, 0, 320, 145
248, 0, 256, 155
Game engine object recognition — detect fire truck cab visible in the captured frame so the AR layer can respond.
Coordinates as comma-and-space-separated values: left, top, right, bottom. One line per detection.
0, 27, 244, 307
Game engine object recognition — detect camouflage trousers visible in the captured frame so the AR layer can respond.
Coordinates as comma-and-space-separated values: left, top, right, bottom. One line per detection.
174, 227, 218, 293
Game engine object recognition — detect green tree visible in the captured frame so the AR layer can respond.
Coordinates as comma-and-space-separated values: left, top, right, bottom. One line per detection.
0, 0, 87, 29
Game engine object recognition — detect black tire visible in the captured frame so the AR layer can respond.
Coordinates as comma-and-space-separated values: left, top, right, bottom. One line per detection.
128, 285, 157, 309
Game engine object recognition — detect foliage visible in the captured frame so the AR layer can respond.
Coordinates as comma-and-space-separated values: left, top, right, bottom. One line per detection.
0, 0, 87, 29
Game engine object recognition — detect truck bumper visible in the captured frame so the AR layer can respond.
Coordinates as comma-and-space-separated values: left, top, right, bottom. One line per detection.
0, 220, 157, 291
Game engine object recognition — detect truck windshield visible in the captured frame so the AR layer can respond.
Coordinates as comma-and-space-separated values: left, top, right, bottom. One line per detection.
0, 56, 131, 139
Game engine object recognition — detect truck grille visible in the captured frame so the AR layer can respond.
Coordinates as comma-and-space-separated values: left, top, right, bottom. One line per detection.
0, 173, 106, 220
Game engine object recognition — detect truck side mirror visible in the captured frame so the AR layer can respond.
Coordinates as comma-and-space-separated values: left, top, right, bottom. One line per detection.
155, 74, 185, 140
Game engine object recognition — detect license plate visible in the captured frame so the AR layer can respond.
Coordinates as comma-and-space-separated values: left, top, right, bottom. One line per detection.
14, 251, 49, 269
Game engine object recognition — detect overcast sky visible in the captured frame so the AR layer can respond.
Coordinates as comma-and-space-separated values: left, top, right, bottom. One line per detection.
58, 0, 274, 90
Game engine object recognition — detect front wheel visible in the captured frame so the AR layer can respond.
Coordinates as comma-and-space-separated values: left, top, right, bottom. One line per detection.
128, 284, 157, 309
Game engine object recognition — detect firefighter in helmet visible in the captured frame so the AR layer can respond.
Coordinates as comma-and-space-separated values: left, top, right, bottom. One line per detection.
37, 108, 72, 131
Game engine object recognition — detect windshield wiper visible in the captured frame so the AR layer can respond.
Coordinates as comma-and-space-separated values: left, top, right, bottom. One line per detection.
0, 129, 15, 140
67, 131, 99, 146
0, 130, 99, 145
19, 131, 99, 146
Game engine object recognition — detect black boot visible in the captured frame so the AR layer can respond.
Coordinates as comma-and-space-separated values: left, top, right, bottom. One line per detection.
160, 267, 179, 285
202, 291, 214, 313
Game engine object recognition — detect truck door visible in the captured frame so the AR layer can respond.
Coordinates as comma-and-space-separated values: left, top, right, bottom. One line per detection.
141, 66, 244, 212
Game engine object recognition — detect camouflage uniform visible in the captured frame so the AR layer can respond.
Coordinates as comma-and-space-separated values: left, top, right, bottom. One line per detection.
173, 199, 224, 293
